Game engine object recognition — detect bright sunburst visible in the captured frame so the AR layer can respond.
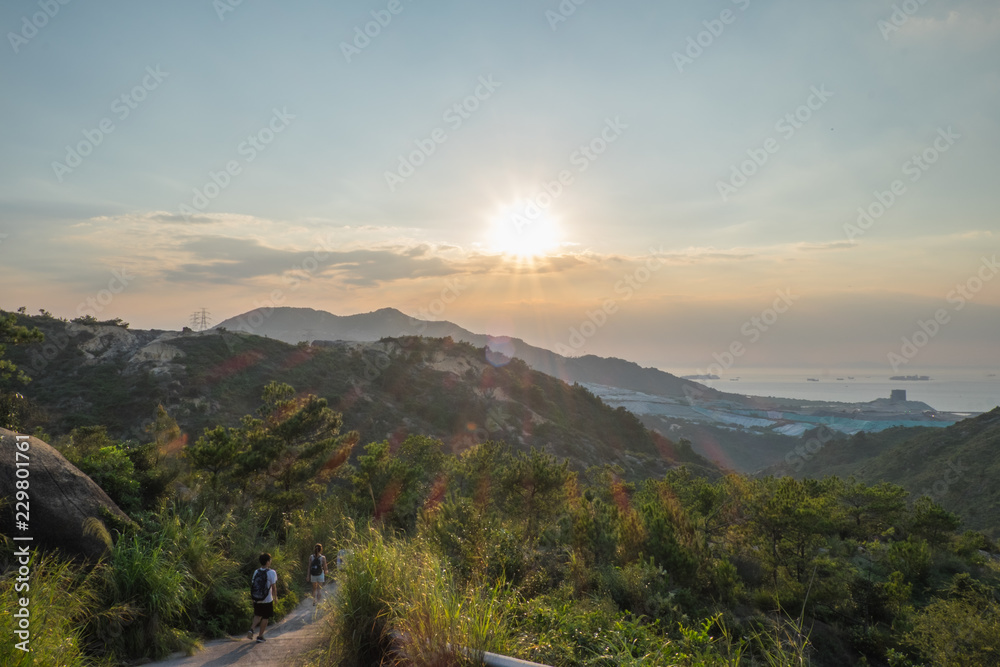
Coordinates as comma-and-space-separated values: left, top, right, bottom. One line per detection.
489, 201, 561, 259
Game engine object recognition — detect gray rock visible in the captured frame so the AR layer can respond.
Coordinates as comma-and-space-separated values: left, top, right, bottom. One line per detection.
0, 428, 132, 559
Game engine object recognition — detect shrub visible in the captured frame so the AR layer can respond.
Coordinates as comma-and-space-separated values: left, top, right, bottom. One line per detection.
905, 589, 1000, 666
322, 527, 406, 666
153, 505, 250, 637
92, 530, 198, 660
392, 552, 516, 667
513, 592, 697, 666
0, 554, 107, 667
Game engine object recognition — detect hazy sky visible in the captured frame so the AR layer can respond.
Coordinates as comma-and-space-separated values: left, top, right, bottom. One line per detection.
1, 0, 998, 373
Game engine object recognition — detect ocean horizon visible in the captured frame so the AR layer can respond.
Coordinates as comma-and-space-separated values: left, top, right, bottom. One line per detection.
671, 368, 1000, 414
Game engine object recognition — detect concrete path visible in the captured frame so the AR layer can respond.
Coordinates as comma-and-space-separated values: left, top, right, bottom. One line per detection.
150, 589, 334, 667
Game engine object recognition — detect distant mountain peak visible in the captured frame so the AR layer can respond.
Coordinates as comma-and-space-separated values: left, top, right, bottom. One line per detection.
212, 306, 709, 404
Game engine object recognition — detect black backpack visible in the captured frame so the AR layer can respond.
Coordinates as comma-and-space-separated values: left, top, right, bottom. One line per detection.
250, 568, 270, 602
309, 555, 323, 576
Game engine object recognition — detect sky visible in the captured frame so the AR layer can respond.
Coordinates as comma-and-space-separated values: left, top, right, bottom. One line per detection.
1, 0, 998, 374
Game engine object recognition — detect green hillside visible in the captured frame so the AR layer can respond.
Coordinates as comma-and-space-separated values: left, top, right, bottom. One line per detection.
787, 409, 1000, 536
2, 312, 713, 480
3, 311, 1000, 667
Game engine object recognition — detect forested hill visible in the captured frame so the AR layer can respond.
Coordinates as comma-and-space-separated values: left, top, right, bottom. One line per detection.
786, 408, 1000, 536
3, 313, 715, 480
214, 306, 724, 401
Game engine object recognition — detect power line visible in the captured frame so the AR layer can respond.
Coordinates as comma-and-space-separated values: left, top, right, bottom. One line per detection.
190, 308, 212, 331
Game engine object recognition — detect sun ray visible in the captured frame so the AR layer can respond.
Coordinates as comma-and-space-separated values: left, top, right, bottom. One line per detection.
488, 201, 561, 261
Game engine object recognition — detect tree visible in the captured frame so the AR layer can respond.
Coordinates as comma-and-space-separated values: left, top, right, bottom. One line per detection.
186, 425, 241, 489
447, 440, 516, 512
0, 312, 44, 430
0, 312, 43, 384
350, 434, 445, 532
838, 479, 908, 540
636, 479, 701, 587
746, 477, 836, 588
186, 382, 356, 516
506, 448, 573, 544
909, 496, 961, 546
57, 426, 156, 514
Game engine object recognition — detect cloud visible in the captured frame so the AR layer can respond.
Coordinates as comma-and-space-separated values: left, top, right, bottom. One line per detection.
892, 2, 1000, 42
148, 212, 216, 224
164, 236, 459, 287
653, 247, 757, 264
796, 240, 856, 252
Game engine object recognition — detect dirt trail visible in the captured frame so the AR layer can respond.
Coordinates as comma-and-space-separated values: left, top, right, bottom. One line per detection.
150, 589, 334, 667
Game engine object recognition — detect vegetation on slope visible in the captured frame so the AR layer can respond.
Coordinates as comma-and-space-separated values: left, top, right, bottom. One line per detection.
1, 310, 999, 666
787, 409, 1000, 536
1, 311, 715, 480
1, 381, 997, 664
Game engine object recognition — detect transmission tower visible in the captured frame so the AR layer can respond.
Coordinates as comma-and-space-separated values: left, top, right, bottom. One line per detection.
190, 308, 212, 331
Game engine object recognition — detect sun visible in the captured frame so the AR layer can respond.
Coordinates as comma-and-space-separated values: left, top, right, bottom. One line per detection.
489, 201, 561, 259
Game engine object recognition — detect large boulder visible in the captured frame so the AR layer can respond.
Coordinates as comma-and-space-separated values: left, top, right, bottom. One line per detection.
0, 428, 132, 559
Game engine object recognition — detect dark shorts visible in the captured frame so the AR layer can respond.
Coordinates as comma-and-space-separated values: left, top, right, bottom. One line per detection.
253, 601, 274, 619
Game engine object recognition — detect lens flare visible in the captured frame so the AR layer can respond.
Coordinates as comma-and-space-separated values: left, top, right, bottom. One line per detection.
489, 201, 561, 259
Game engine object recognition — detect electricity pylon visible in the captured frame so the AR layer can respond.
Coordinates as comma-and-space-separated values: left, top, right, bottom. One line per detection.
190, 308, 212, 331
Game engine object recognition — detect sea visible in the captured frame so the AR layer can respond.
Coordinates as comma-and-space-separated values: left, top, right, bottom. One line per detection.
673, 368, 1000, 415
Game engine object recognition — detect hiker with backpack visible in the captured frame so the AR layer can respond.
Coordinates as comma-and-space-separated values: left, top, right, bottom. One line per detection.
306, 543, 328, 606
248, 552, 278, 643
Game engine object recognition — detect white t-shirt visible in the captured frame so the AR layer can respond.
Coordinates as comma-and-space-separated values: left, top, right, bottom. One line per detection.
253, 568, 278, 603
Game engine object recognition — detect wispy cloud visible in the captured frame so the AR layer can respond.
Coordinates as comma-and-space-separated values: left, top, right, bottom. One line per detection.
795, 241, 856, 252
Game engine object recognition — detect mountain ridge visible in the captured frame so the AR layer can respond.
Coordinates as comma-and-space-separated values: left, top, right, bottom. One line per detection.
214, 306, 720, 402
3, 313, 718, 481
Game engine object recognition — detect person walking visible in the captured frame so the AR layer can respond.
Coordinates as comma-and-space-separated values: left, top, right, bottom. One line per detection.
306, 543, 328, 606
248, 552, 278, 643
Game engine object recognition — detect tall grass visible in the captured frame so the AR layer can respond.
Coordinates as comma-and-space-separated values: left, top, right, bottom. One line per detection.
318, 526, 516, 667
321, 526, 406, 666
392, 555, 516, 667
93, 530, 199, 660
153, 504, 251, 637
0, 553, 110, 667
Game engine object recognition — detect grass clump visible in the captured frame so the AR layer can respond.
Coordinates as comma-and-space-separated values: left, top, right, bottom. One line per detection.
320, 526, 516, 667
92, 530, 199, 660
322, 527, 405, 666
0, 553, 109, 667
